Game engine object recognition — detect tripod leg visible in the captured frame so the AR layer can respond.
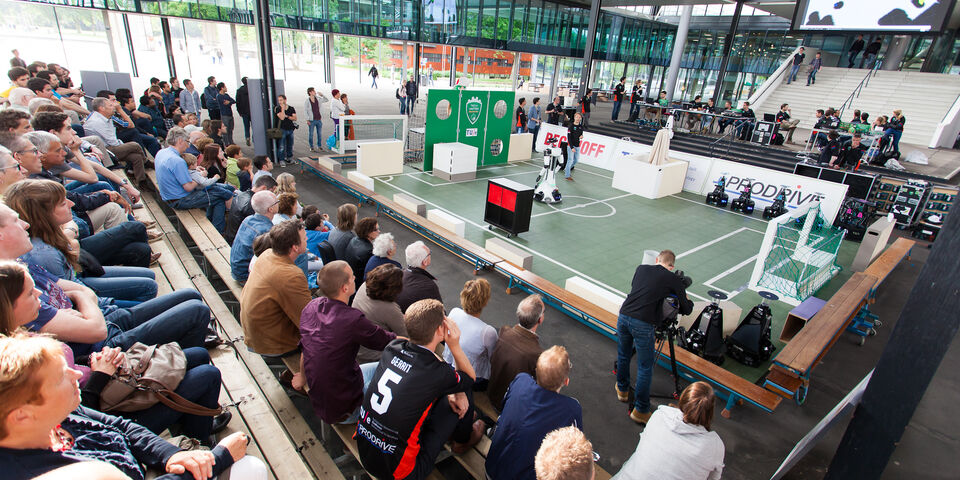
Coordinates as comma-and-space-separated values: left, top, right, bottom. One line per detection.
667, 330, 681, 398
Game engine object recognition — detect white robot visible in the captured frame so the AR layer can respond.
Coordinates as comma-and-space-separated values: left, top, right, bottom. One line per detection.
534, 137, 564, 204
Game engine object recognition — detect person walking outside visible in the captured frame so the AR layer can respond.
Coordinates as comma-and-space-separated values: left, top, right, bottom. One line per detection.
806, 52, 822, 86
862, 37, 883, 69
396, 81, 407, 115
848, 34, 865, 68
274, 94, 296, 166
786, 47, 805, 84
368, 65, 379, 89
304, 87, 329, 152
405, 75, 418, 114
612, 76, 626, 121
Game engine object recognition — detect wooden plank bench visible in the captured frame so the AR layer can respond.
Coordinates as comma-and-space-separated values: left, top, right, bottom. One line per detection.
308, 155, 342, 174
486, 238, 533, 270
141, 190, 345, 480
765, 272, 876, 404
863, 237, 915, 296
394, 193, 426, 216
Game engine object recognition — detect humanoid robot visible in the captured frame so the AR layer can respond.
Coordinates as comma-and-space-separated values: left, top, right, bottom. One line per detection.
534, 137, 564, 204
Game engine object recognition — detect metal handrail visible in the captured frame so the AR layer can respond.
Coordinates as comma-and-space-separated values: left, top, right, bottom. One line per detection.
837, 59, 882, 119
708, 124, 740, 159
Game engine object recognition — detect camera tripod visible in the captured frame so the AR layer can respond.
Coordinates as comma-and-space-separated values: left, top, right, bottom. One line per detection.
652, 320, 683, 400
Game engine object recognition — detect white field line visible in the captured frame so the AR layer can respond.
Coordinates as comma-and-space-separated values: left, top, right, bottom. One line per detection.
676, 227, 754, 259
531, 194, 635, 218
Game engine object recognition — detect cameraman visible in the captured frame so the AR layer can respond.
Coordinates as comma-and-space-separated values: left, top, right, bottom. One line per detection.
616, 250, 694, 425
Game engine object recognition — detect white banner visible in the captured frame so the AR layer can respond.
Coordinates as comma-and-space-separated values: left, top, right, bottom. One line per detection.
702, 159, 849, 223
536, 123, 622, 171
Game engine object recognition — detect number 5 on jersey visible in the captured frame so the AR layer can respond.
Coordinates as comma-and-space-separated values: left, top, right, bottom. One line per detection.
370, 369, 403, 414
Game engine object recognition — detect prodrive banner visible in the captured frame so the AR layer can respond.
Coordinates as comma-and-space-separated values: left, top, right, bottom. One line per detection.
702, 159, 848, 223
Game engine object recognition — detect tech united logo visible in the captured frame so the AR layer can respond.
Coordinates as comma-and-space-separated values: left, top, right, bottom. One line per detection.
465, 96, 483, 124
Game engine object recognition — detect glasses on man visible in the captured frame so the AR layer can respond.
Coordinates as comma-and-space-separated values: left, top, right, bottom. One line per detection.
0, 162, 22, 172
15, 147, 38, 155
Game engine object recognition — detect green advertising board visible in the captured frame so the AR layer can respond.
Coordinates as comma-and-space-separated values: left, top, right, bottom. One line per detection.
423, 87, 515, 171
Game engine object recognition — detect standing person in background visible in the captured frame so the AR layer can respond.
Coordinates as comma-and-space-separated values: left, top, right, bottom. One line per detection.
368, 65, 379, 89
564, 112, 583, 182
806, 52, 822, 86
786, 47, 805, 84
848, 34, 865, 68
274, 94, 296, 166
179, 79, 201, 118
405, 75, 418, 114
515, 98, 528, 134
611, 76, 626, 121
236, 77, 251, 146
10, 48, 26, 68
396, 81, 407, 115
883, 109, 906, 155
862, 37, 883, 69
330, 89, 346, 140
203, 76, 220, 121
216, 82, 236, 146
545, 96, 562, 125
170, 77, 184, 111
527, 97, 542, 145
629, 80, 643, 120
304, 87, 329, 153
578, 89, 592, 129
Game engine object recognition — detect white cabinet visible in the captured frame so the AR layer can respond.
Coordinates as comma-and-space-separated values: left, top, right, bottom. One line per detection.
433, 142, 478, 181
357, 140, 404, 177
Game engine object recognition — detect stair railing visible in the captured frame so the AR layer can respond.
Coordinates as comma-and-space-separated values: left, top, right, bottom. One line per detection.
836, 58, 882, 120
707, 123, 740, 160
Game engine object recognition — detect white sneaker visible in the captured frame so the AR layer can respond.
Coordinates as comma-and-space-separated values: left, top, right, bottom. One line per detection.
132, 202, 144, 209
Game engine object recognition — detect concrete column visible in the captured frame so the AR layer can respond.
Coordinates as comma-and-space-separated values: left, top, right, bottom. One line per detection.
664, 5, 692, 103
577, 0, 602, 97
548, 56, 561, 102
161, 17, 176, 78
103, 11, 120, 72
323, 34, 335, 86
230, 24, 241, 85
401, 41, 408, 79
510, 52, 521, 90
881, 35, 910, 71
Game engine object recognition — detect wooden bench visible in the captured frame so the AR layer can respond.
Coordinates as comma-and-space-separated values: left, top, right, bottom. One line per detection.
137, 193, 344, 480
144, 186, 344, 479
863, 237, 915, 296
765, 272, 876, 404
394, 193, 426, 216
309, 155, 342, 174
486, 237, 533, 270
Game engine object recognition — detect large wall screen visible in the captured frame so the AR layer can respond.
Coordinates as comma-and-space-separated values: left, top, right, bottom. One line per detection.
793, 0, 956, 33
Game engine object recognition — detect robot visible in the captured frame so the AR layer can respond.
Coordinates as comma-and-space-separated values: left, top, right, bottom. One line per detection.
678, 290, 727, 366
763, 186, 789, 219
730, 179, 756, 215
533, 136, 564, 204
725, 291, 778, 367
705, 176, 729, 208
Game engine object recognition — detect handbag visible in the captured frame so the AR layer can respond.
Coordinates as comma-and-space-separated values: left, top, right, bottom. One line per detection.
99, 342, 223, 416
266, 128, 283, 139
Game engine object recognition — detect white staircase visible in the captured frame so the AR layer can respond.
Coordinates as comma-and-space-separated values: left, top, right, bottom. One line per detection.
753, 67, 960, 146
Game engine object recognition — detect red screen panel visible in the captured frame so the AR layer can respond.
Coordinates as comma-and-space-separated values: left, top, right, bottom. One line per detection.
501, 189, 517, 212
487, 184, 502, 205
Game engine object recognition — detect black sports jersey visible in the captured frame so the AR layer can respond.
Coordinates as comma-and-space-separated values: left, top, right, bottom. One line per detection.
357, 339, 473, 480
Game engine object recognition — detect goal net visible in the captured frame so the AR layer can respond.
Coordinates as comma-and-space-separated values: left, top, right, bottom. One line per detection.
747, 202, 845, 306
335, 115, 408, 154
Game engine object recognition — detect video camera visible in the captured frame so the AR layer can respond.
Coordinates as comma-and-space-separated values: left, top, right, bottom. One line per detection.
674, 269, 693, 289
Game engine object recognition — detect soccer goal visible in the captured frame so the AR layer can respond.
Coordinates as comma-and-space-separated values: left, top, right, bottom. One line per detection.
335, 115, 408, 154
747, 201, 845, 306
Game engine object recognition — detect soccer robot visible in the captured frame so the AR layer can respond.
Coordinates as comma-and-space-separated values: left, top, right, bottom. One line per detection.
533, 137, 564, 204
730, 179, 756, 215
762, 186, 789, 219
705, 176, 729, 208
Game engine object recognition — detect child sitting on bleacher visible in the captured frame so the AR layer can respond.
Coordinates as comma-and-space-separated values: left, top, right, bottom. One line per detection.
183, 152, 219, 188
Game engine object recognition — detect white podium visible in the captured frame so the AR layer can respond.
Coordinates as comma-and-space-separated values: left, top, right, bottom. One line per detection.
611, 155, 688, 199
357, 140, 404, 177
433, 142, 478, 182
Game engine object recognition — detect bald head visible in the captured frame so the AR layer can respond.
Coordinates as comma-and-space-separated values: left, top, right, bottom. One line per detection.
251, 190, 278, 216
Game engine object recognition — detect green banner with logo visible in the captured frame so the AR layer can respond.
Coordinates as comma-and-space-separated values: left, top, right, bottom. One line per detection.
423, 87, 514, 171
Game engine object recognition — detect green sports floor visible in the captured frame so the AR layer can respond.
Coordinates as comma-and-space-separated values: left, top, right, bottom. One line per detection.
341, 158, 861, 382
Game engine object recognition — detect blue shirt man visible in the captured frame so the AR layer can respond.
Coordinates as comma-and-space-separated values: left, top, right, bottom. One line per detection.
485, 347, 583, 480
155, 128, 233, 232
231, 213, 275, 282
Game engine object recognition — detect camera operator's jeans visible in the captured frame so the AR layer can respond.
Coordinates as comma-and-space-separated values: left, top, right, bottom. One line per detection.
616, 313, 657, 414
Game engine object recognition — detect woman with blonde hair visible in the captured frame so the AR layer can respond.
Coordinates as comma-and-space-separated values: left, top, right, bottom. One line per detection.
275, 172, 303, 215
7, 179, 158, 306
612, 381, 725, 480
442, 278, 498, 383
